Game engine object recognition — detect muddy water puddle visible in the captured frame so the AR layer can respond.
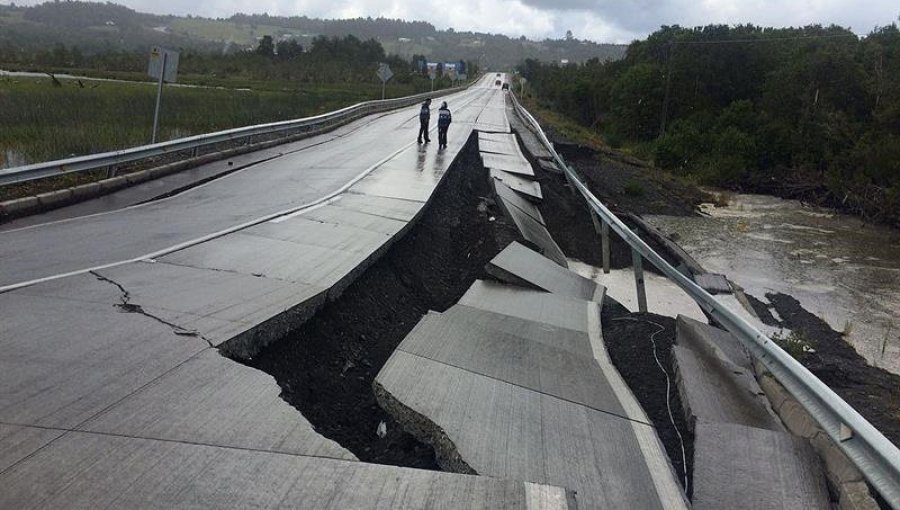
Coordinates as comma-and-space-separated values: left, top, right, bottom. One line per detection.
645, 192, 900, 374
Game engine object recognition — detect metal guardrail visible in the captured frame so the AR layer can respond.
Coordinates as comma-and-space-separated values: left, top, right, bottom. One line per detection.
509, 91, 900, 507
0, 85, 470, 187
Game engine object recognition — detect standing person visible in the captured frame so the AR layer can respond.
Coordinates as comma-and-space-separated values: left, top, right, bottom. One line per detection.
417, 98, 431, 143
437, 101, 452, 149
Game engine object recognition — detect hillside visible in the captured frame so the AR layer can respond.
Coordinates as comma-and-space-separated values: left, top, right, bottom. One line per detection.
0, 2, 626, 68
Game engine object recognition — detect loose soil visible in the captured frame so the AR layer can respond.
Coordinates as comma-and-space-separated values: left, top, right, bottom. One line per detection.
237, 133, 521, 469
601, 298, 695, 497
554, 142, 710, 218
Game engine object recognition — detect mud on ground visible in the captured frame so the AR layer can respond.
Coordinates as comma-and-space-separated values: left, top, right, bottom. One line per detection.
238, 133, 521, 469
601, 299, 695, 497
760, 293, 900, 448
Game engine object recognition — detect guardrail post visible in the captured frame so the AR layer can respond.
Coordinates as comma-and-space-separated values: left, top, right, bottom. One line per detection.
590, 212, 611, 274
632, 249, 648, 313
106, 166, 117, 179
191, 147, 199, 158
602, 220, 611, 274
562, 163, 578, 197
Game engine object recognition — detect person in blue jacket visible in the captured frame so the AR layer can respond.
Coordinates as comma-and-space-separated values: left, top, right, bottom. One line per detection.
437, 101, 452, 149
417, 98, 431, 143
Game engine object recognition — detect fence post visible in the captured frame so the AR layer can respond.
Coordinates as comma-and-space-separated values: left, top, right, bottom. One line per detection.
632, 249, 648, 313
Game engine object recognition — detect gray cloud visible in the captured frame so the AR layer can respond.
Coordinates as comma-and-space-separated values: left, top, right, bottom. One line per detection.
6, 0, 898, 42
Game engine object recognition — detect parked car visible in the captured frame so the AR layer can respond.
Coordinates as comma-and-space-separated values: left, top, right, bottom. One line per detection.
501, 83, 509, 90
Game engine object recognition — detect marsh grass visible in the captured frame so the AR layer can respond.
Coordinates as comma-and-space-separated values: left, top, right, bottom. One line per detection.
0, 75, 422, 167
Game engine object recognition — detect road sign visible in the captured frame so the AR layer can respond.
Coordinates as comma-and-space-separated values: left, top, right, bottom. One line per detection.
148, 46, 179, 83
376, 63, 393, 83
376, 63, 393, 100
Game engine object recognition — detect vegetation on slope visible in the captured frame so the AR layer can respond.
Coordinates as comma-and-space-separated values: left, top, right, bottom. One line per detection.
519, 24, 900, 226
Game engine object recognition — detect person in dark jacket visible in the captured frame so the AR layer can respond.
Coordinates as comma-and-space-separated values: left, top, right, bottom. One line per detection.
417, 98, 431, 143
437, 101, 452, 149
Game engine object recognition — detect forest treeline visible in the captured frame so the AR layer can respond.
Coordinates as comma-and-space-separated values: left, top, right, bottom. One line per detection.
0, 33, 476, 87
519, 24, 900, 225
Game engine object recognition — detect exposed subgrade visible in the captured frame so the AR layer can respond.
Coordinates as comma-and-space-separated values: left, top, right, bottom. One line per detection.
233, 132, 522, 469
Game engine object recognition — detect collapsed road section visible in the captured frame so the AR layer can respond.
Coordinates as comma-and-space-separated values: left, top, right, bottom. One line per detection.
0, 81, 585, 509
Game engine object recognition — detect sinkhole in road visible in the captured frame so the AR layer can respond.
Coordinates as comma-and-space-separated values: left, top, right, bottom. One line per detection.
234, 132, 521, 469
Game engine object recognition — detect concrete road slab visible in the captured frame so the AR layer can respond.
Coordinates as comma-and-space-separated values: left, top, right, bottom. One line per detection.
376, 350, 672, 510
0, 289, 207, 429
248, 216, 392, 255
459, 280, 588, 332
301, 194, 421, 235
495, 196, 567, 267
0, 431, 575, 509
0, 424, 65, 472
673, 345, 782, 431
398, 312, 624, 414
349, 138, 464, 204
79, 350, 354, 460
479, 138, 520, 157
676, 315, 753, 371
692, 421, 830, 510
479, 131, 518, 144
493, 179, 545, 225
482, 153, 535, 177
490, 169, 542, 201
486, 241, 604, 302
441, 305, 594, 359
94, 261, 327, 340
160, 232, 379, 291
474, 103, 511, 133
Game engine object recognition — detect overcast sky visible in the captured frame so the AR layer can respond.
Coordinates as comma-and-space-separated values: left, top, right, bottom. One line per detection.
8, 0, 899, 43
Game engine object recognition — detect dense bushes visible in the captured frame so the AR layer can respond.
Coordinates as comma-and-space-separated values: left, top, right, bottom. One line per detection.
520, 24, 900, 225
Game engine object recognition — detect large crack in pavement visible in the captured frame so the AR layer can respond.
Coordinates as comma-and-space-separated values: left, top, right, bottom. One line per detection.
89, 270, 215, 348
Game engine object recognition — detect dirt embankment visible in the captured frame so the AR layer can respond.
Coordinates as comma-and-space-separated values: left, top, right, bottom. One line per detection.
754, 293, 900, 448
535, 130, 900, 458
238, 133, 521, 469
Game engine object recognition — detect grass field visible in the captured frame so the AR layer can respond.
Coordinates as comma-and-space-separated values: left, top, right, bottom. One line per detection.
0, 75, 437, 168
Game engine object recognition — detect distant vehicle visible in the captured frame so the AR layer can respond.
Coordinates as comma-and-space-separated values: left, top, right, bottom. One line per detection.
501, 83, 509, 90
496, 73, 501, 77
495, 80, 501, 86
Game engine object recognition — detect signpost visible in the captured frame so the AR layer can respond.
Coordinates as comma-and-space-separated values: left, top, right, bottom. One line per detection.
147, 46, 179, 144
426, 62, 438, 91
376, 63, 393, 100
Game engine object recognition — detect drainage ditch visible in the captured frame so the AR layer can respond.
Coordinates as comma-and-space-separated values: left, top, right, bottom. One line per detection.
234, 132, 521, 469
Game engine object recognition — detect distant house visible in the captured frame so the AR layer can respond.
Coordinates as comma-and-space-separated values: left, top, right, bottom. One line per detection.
104, 20, 116, 26
560, 59, 569, 64
398, 37, 411, 43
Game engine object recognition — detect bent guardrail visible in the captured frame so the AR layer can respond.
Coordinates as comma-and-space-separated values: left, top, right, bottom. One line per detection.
0, 84, 471, 187
509, 91, 900, 507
